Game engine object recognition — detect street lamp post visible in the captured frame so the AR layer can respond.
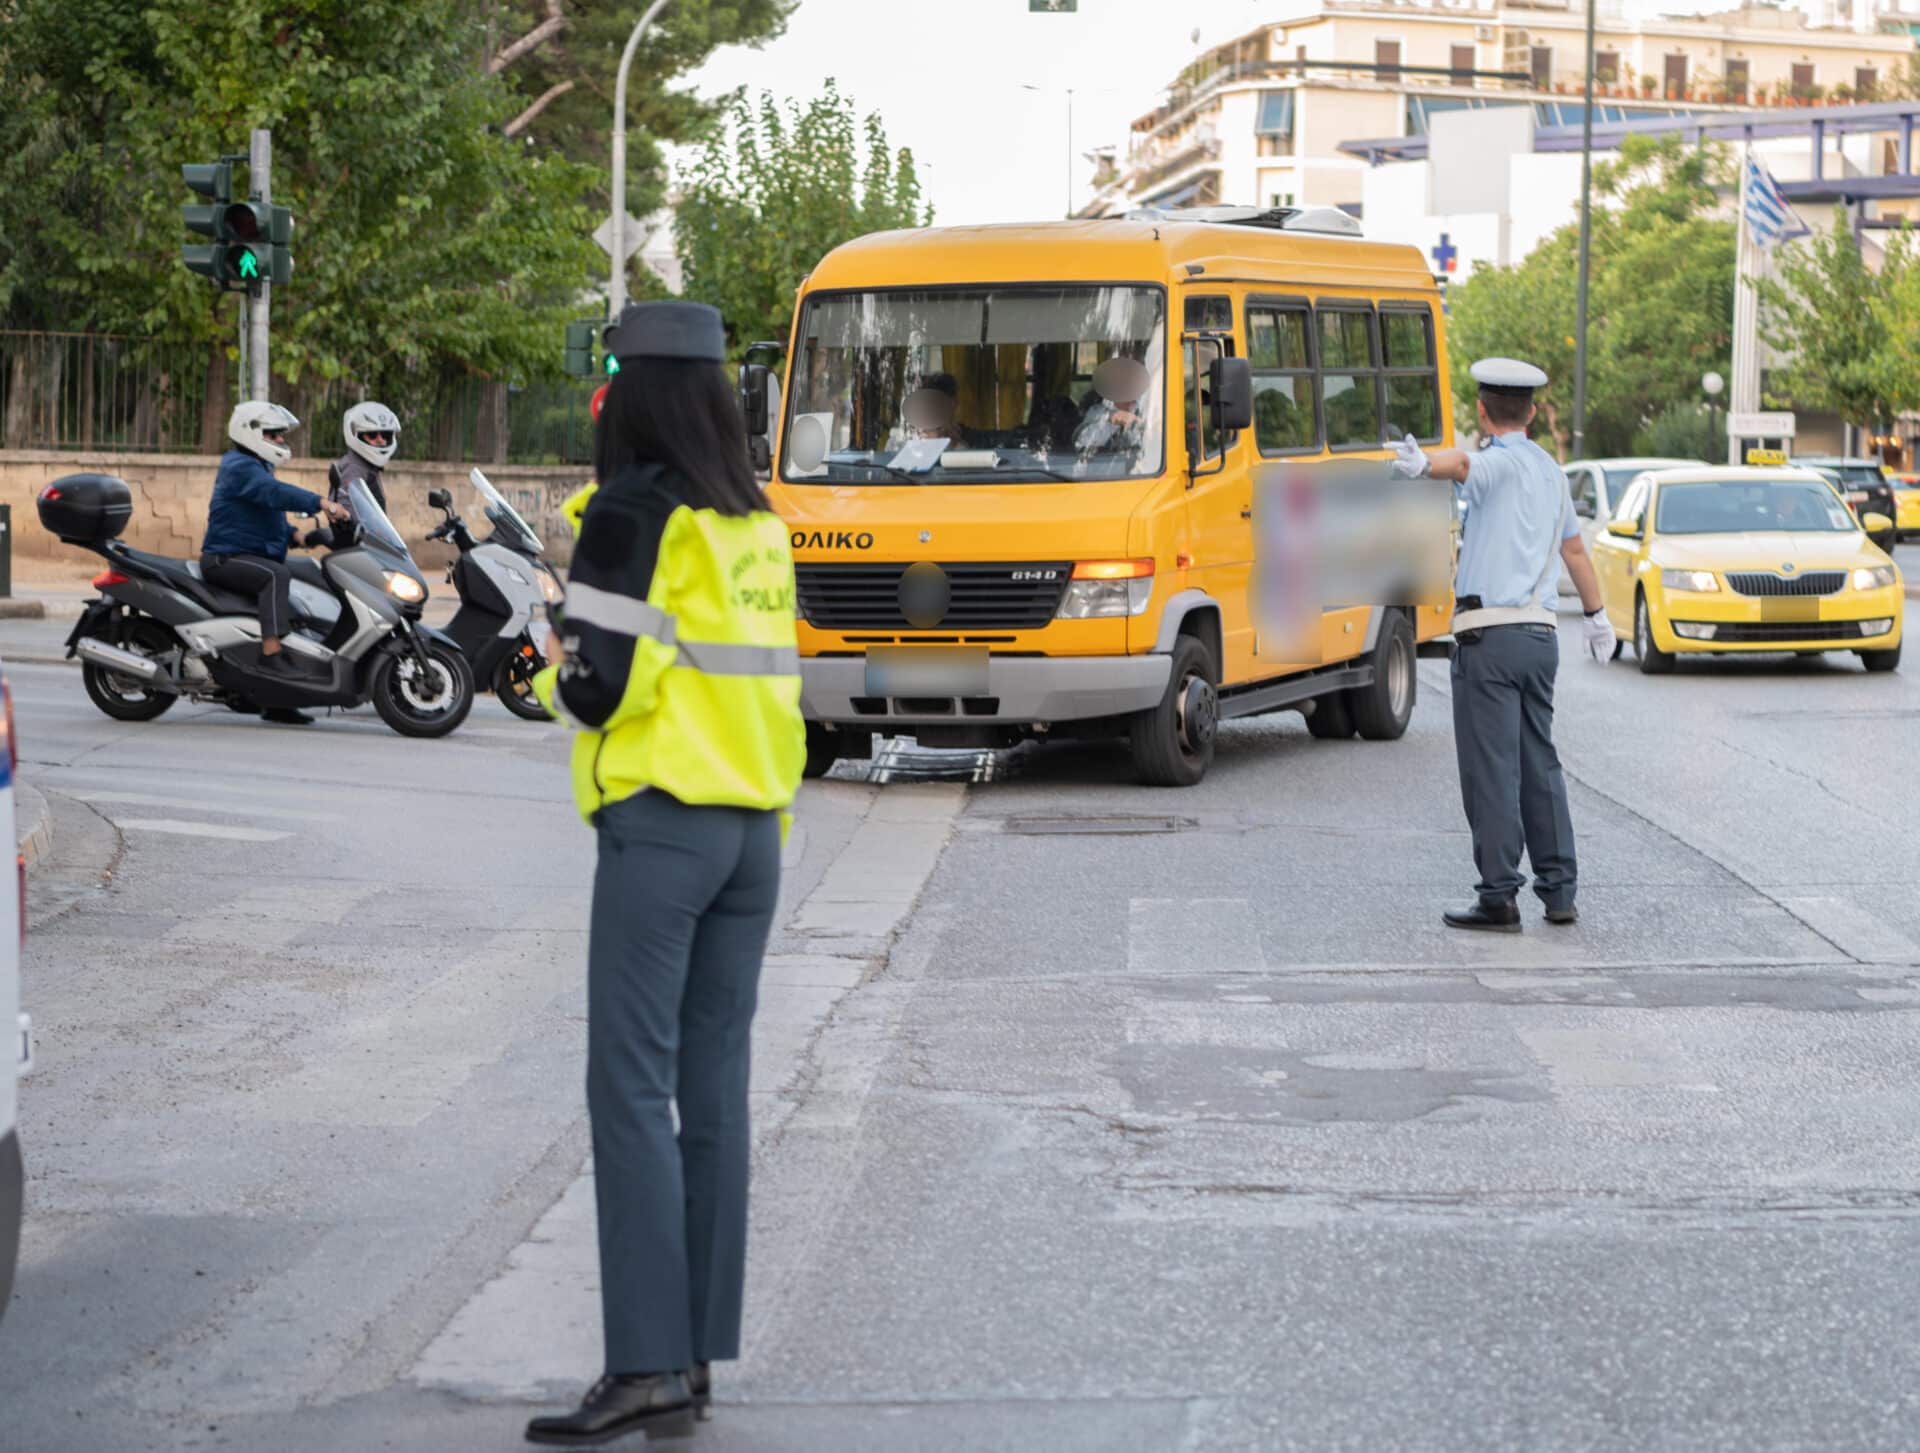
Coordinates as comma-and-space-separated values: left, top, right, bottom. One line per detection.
610, 0, 674, 319
1702, 370, 1725, 463
1021, 84, 1078, 218
1571, 0, 1596, 457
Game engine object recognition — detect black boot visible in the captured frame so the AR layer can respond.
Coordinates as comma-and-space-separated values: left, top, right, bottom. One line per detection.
1442, 899, 1521, 933
525, 1373, 694, 1446
689, 1362, 712, 1421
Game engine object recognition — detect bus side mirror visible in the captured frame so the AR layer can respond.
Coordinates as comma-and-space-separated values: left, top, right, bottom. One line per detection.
739, 363, 772, 437
1210, 356, 1254, 432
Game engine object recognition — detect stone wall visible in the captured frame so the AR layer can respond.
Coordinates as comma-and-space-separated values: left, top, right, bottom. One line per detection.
0, 451, 593, 571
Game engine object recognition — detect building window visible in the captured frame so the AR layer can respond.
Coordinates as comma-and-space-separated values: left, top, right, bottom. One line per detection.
1319, 307, 1381, 449
1857, 66, 1879, 98
1375, 39, 1400, 82
1531, 45, 1552, 90
1595, 50, 1619, 84
1249, 302, 1318, 454
1255, 90, 1295, 157
1664, 53, 1688, 98
1727, 59, 1750, 102
1792, 62, 1815, 97
1451, 45, 1476, 86
1381, 308, 1441, 444
1269, 191, 1296, 208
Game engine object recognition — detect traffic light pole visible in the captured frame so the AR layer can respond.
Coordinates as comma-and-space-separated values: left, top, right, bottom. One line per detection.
248, 128, 272, 403
609, 0, 673, 318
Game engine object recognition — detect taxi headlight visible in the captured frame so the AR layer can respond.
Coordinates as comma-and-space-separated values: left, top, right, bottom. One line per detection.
384, 570, 426, 603
1660, 568, 1719, 593
1852, 565, 1897, 591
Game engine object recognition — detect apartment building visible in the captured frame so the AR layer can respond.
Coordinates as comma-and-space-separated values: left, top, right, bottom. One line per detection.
1080, 1, 1918, 217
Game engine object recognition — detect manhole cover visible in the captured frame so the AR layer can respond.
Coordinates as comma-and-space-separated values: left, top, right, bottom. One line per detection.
1003, 815, 1194, 836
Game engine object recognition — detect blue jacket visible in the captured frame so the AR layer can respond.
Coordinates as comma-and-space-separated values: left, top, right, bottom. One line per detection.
202, 449, 324, 561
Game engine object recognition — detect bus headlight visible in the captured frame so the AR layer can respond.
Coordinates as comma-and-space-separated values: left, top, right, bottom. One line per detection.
1057, 560, 1154, 618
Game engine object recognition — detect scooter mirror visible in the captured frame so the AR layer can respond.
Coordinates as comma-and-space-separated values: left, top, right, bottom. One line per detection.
427, 488, 452, 510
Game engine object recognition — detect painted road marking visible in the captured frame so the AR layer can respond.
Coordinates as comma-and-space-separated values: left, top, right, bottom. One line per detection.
118, 819, 291, 843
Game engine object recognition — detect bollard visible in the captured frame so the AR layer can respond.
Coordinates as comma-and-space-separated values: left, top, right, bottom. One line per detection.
0, 503, 11, 599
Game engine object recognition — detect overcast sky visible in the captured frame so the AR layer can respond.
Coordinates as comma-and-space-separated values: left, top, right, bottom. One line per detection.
678, 0, 1714, 226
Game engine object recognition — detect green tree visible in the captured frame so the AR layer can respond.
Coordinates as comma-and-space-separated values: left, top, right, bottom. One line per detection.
674, 81, 931, 358
1446, 135, 1734, 458
1758, 210, 1920, 439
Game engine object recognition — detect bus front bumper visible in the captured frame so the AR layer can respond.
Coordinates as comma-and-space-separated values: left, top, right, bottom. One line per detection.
801, 654, 1172, 727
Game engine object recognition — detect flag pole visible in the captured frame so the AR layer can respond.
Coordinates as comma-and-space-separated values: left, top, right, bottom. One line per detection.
1730, 138, 1760, 465
1571, 0, 1596, 458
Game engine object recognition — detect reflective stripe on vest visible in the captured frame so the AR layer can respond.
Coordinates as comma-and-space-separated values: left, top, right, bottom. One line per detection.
567, 583, 796, 678
565, 581, 675, 642
676, 641, 799, 677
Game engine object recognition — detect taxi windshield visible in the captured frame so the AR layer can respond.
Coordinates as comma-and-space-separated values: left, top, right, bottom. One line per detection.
781, 285, 1167, 484
1655, 478, 1858, 535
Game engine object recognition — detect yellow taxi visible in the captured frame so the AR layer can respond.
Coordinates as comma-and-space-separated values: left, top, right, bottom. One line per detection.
1592, 465, 1902, 674
1891, 472, 1920, 539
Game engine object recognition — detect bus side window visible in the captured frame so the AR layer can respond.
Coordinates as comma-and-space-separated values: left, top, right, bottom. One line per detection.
1186, 337, 1225, 464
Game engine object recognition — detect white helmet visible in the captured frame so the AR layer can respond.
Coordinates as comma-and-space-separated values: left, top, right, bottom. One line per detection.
228, 400, 301, 467
343, 401, 401, 469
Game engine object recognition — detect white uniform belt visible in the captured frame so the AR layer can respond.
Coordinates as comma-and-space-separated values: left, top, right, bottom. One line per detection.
1451, 604, 1556, 633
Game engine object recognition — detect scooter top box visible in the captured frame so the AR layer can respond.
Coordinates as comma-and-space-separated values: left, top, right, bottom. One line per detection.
38, 474, 133, 544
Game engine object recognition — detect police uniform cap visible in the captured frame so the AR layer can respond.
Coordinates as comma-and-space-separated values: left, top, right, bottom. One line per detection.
1470, 357, 1549, 399
603, 300, 727, 363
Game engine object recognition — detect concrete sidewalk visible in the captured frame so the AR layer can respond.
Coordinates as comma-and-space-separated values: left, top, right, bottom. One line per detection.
16, 781, 52, 869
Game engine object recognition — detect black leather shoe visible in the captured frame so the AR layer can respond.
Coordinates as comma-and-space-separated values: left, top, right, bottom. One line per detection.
689, 1362, 712, 1421
1544, 905, 1578, 925
261, 707, 314, 726
1442, 900, 1521, 933
525, 1373, 694, 1446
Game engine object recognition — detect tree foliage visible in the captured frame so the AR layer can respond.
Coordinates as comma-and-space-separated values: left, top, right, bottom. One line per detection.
1446, 136, 1735, 458
674, 82, 931, 359
1757, 210, 1920, 436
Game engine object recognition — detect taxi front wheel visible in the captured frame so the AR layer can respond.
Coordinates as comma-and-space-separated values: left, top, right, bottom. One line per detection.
1860, 641, 1902, 673
1635, 594, 1675, 676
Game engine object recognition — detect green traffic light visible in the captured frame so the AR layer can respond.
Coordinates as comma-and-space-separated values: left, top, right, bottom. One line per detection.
605, 355, 620, 376
236, 250, 260, 280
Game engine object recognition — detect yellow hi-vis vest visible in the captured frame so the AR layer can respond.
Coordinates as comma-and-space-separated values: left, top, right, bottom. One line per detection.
535, 494, 804, 824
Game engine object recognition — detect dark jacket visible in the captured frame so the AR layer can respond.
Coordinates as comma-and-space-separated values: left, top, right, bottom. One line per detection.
202, 449, 323, 561
328, 452, 388, 514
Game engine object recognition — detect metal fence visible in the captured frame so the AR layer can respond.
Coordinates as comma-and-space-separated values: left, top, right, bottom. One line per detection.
0, 330, 593, 464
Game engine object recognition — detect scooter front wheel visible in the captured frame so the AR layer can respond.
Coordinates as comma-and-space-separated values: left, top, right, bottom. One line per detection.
492, 644, 552, 722
370, 640, 475, 738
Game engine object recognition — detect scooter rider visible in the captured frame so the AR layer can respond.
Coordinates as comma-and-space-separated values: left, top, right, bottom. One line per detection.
201, 401, 348, 686
328, 402, 400, 546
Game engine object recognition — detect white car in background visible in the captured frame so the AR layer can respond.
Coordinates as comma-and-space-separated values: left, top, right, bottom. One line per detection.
1559, 457, 1703, 596
1, 670, 23, 1325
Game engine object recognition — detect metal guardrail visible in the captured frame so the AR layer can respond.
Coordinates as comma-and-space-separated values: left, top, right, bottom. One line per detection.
0, 331, 593, 465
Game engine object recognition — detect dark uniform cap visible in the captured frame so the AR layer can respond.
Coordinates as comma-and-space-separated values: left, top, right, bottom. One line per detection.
603, 300, 727, 363
1469, 356, 1549, 400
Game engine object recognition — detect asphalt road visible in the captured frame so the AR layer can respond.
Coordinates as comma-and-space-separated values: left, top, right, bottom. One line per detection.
4, 600, 1920, 1451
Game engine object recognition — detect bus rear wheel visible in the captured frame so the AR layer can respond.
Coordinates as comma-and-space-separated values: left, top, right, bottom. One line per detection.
1350, 611, 1416, 741
1129, 636, 1217, 787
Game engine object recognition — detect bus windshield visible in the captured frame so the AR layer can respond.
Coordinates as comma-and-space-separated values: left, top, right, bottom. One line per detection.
781, 285, 1167, 485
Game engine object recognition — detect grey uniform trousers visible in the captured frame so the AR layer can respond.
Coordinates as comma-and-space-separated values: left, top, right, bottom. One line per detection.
587, 788, 782, 1374
1450, 623, 1577, 909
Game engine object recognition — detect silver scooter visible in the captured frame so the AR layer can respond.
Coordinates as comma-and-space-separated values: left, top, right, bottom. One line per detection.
430, 469, 564, 722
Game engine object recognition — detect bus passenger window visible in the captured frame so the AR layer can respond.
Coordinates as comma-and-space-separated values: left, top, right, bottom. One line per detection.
1381, 308, 1441, 444
1249, 303, 1317, 454
1319, 307, 1381, 449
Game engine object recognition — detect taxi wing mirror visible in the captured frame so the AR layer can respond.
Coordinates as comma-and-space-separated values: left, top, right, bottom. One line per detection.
1209, 356, 1254, 432
1862, 511, 1893, 534
1606, 519, 1642, 539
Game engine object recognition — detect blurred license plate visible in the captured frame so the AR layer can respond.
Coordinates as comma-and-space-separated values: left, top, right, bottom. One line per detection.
865, 646, 988, 697
1760, 597, 1820, 622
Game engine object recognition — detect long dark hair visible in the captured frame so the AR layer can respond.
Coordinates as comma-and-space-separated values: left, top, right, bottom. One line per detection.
593, 357, 763, 517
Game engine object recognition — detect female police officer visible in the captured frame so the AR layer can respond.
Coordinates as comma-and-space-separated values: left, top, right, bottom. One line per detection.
526, 300, 804, 1446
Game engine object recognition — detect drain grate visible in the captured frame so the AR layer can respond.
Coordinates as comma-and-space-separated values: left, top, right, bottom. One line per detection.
1003, 815, 1194, 836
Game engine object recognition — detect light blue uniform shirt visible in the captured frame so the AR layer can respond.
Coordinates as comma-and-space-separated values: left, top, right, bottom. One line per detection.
1454, 431, 1578, 611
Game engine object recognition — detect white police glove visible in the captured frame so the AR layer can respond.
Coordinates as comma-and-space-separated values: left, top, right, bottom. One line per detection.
1386, 432, 1430, 479
1583, 607, 1616, 664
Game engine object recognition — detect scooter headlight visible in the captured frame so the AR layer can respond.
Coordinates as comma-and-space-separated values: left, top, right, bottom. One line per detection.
385, 570, 426, 603
538, 568, 565, 606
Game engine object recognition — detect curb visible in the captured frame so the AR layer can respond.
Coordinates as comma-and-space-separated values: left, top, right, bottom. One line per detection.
16, 782, 52, 871
0, 599, 47, 620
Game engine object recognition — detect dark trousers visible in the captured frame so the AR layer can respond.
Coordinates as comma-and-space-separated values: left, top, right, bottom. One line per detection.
1450, 623, 1577, 909
587, 788, 781, 1374
201, 553, 292, 639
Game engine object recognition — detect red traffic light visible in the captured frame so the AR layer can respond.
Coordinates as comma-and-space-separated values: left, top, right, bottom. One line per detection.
590, 384, 609, 422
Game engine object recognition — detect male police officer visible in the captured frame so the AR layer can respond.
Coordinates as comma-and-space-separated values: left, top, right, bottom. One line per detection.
1390, 358, 1614, 931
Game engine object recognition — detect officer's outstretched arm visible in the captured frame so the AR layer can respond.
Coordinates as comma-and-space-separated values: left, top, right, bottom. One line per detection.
544, 482, 677, 731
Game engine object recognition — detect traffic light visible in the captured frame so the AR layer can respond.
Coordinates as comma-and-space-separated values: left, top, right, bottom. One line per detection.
564, 321, 596, 379
603, 322, 620, 376
180, 161, 291, 291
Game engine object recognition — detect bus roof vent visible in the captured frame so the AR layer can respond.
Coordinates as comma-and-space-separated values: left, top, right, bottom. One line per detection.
1118, 204, 1363, 238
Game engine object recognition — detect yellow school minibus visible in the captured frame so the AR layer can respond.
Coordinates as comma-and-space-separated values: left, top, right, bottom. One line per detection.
760, 205, 1454, 786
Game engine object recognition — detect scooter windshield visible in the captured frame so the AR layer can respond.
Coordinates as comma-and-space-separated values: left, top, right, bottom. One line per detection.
346, 476, 412, 559
470, 468, 544, 555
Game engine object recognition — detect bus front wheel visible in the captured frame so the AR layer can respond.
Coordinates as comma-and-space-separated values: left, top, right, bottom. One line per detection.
1130, 636, 1218, 787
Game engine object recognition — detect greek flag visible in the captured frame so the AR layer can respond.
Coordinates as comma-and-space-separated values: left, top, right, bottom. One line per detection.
1744, 156, 1809, 249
